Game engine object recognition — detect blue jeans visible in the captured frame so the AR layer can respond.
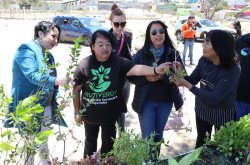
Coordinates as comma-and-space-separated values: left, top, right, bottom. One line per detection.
235, 101, 250, 121
139, 101, 172, 142
183, 39, 194, 64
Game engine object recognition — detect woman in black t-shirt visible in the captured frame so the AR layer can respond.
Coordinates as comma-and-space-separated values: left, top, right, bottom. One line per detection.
72, 30, 170, 158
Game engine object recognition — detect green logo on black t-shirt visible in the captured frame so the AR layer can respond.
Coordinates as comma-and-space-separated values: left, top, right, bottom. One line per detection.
89, 65, 111, 92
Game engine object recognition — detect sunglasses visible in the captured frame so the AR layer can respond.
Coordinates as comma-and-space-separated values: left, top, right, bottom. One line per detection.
151, 28, 165, 36
113, 22, 126, 28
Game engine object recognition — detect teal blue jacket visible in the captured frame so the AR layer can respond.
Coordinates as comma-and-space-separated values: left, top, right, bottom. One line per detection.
4, 39, 67, 128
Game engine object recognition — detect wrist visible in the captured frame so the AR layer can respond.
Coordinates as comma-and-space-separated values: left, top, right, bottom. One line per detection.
154, 66, 158, 75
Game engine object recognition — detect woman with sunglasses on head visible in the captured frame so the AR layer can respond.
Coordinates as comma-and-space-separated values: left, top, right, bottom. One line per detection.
128, 20, 184, 160
4, 21, 67, 164
172, 30, 241, 148
109, 4, 133, 131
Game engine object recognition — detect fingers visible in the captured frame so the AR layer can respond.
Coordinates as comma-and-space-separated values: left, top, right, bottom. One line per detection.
74, 114, 83, 126
55, 77, 75, 87
146, 75, 162, 82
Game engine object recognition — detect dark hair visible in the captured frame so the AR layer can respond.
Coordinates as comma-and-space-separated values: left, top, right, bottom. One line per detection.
109, 4, 126, 22
206, 30, 238, 68
90, 30, 115, 55
142, 20, 175, 50
34, 21, 61, 41
188, 15, 195, 19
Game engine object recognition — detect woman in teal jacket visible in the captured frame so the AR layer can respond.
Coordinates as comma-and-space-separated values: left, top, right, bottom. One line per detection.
5, 21, 67, 164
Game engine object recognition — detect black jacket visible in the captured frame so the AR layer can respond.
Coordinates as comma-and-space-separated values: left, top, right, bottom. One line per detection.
235, 33, 250, 103
109, 29, 132, 61
128, 46, 184, 114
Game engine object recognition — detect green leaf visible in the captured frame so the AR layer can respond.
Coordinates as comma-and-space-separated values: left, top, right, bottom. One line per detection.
103, 68, 111, 75
99, 65, 105, 72
91, 69, 99, 75
0, 142, 14, 151
32, 104, 44, 114
247, 153, 250, 163
168, 157, 178, 165
34, 130, 53, 145
179, 147, 201, 165
56, 134, 64, 141
1, 130, 12, 137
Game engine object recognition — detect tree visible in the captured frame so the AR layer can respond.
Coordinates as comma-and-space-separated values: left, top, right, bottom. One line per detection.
200, 0, 229, 20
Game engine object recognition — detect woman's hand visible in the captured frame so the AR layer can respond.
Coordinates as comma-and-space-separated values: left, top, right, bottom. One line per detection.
172, 77, 193, 89
155, 62, 172, 74
55, 77, 74, 87
172, 61, 183, 73
74, 113, 83, 126
146, 74, 162, 82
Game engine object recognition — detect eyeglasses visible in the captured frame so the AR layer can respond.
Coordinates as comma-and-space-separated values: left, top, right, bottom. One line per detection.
113, 22, 126, 28
151, 28, 165, 36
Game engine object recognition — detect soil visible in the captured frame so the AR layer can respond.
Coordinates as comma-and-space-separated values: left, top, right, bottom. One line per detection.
158, 146, 247, 165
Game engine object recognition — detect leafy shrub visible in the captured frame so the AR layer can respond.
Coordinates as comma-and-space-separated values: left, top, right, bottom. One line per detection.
107, 127, 165, 165
206, 114, 250, 163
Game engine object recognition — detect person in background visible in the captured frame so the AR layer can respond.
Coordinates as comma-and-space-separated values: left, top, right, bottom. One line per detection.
233, 19, 242, 37
181, 15, 196, 66
109, 3, 133, 131
4, 21, 67, 165
129, 20, 184, 160
235, 33, 250, 120
72, 30, 170, 158
172, 30, 240, 148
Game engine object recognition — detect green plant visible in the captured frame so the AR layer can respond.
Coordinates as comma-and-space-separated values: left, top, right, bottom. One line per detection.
106, 125, 166, 165
168, 147, 202, 165
206, 114, 250, 163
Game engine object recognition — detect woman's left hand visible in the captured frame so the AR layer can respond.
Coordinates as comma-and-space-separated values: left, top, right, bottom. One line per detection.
146, 74, 162, 82
156, 62, 172, 74
172, 77, 193, 89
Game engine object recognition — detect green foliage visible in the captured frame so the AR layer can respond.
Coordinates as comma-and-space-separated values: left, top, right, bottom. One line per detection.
206, 114, 250, 162
107, 125, 165, 165
34, 130, 53, 145
149, 49, 158, 67
168, 147, 202, 165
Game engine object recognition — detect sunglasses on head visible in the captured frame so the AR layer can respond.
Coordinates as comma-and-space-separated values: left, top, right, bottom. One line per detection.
151, 28, 165, 36
113, 22, 126, 28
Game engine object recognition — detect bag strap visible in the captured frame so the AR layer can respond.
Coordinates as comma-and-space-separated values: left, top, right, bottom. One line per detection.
117, 34, 124, 56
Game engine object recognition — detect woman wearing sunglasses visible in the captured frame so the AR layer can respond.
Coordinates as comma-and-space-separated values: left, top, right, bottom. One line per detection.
109, 4, 133, 131
129, 20, 184, 160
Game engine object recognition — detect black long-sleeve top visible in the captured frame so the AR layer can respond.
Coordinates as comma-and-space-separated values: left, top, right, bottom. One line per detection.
186, 57, 241, 126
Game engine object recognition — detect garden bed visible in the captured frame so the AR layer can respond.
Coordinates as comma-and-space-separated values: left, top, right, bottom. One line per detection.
159, 146, 246, 165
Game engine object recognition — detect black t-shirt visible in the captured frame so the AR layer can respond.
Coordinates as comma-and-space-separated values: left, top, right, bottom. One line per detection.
73, 54, 134, 124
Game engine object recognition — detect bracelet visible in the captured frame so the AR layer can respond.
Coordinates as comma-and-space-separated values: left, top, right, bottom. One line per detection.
154, 66, 158, 75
